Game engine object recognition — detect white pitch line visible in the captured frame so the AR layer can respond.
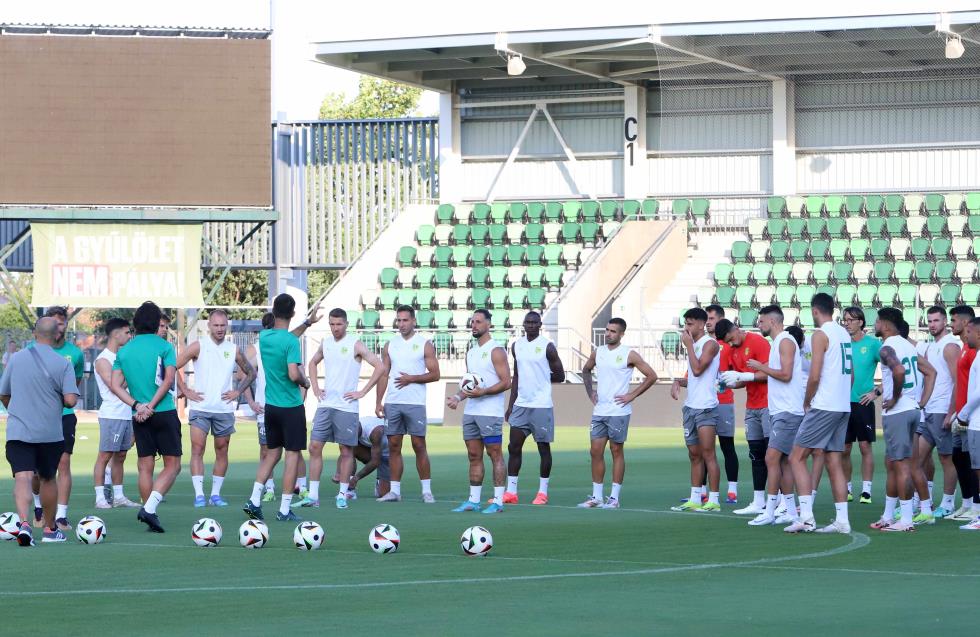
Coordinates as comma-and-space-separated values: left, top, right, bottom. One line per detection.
0, 533, 871, 597
733, 563, 980, 579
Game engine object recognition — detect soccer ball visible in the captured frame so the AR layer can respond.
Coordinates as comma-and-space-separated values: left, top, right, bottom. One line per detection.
76, 516, 107, 544
460, 525, 493, 557
239, 520, 269, 549
293, 521, 324, 551
369, 523, 400, 554
0, 512, 21, 541
460, 373, 483, 392
191, 518, 223, 547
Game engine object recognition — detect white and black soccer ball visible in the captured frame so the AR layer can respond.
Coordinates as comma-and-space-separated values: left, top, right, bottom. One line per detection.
239, 519, 269, 549
0, 511, 21, 541
460, 525, 492, 557
369, 523, 400, 554
460, 373, 483, 393
76, 515, 107, 544
191, 518, 223, 547
293, 521, 324, 551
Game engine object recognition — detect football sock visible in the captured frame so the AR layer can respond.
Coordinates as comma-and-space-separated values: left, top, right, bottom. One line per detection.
506, 475, 518, 494
210, 476, 224, 497
493, 486, 504, 506
144, 491, 163, 514
339, 482, 349, 497
611, 483, 622, 500
883, 496, 898, 521
56, 504, 67, 520
592, 482, 604, 500
390, 481, 402, 496
834, 501, 849, 525
927, 481, 934, 501
420, 479, 432, 495
899, 499, 913, 525
264, 479, 275, 493
783, 493, 797, 516
799, 495, 814, 520
538, 477, 549, 494
846, 481, 852, 494
113, 484, 124, 499
753, 490, 766, 508
309, 481, 320, 501
469, 485, 482, 503
941, 493, 956, 510
764, 494, 778, 517
94, 487, 106, 503
250, 482, 264, 507
708, 491, 720, 505
912, 492, 921, 511
689, 487, 701, 502
279, 494, 293, 515
191, 475, 204, 498
920, 497, 933, 515
296, 477, 307, 491
811, 489, 817, 498
748, 438, 767, 491
32, 493, 40, 508
727, 481, 738, 497
104, 468, 112, 485
862, 481, 872, 495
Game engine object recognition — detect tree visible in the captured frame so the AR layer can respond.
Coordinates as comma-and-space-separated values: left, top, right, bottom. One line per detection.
319, 77, 422, 120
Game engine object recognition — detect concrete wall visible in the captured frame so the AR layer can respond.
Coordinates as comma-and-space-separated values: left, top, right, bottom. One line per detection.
613, 222, 688, 331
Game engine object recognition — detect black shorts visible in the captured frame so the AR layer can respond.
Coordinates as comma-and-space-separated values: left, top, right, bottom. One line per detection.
133, 410, 183, 458
845, 402, 876, 443
61, 413, 78, 455
6, 440, 64, 479
265, 404, 307, 452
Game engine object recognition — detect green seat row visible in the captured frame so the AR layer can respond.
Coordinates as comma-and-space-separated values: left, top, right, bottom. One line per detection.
435, 199, 657, 225
421, 222, 602, 246
767, 192, 980, 218
401, 243, 581, 268
748, 215, 980, 241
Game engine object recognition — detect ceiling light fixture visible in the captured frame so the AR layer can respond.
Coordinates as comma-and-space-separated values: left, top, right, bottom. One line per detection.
507, 53, 526, 76
945, 33, 965, 59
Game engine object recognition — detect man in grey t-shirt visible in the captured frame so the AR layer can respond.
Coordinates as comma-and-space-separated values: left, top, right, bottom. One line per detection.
0, 317, 79, 546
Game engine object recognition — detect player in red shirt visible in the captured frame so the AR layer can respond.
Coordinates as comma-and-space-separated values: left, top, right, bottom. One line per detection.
949, 305, 978, 520
714, 319, 772, 516
706, 306, 740, 503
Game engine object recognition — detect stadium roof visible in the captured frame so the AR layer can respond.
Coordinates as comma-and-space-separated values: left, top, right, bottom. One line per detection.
0, 23, 270, 39
313, 11, 980, 91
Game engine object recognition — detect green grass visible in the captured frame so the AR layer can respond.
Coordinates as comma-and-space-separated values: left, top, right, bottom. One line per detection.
0, 420, 975, 635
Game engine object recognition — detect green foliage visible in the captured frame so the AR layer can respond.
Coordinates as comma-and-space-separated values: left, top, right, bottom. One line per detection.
319, 77, 422, 120
307, 270, 339, 305
0, 300, 32, 329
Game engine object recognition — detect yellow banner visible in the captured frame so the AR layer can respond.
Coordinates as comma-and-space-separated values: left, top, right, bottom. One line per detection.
30, 223, 205, 308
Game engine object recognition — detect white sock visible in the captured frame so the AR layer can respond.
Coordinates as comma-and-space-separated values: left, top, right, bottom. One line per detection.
32, 493, 40, 508
764, 494, 778, 517
593, 482, 604, 500
912, 492, 921, 511
420, 479, 432, 495
144, 491, 163, 514
506, 475, 518, 494
310, 481, 320, 501
264, 479, 275, 493
56, 504, 68, 520
899, 499, 913, 525
920, 497, 933, 515
191, 475, 204, 498
689, 486, 701, 502
296, 477, 307, 491
727, 481, 737, 496
250, 482, 264, 507
104, 468, 112, 484
973, 499, 980, 512
279, 493, 293, 515
846, 481, 852, 494
753, 490, 766, 508
611, 483, 622, 500
834, 500, 849, 525
799, 495, 814, 520
927, 481, 934, 501
783, 493, 797, 517
338, 482, 349, 497
708, 491, 720, 505
95, 486, 106, 503
469, 485, 482, 504
811, 489, 817, 498
210, 475, 224, 497
113, 484, 124, 499
391, 481, 402, 496
862, 481, 872, 495
538, 477, 549, 494
883, 496, 898, 520
941, 493, 956, 510
493, 485, 504, 505
698, 485, 706, 497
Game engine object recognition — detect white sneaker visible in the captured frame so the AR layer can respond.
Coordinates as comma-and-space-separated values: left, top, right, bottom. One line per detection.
577, 496, 603, 508
747, 513, 775, 526
95, 500, 111, 510
733, 503, 766, 515
949, 505, 976, 521
815, 520, 851, 534
774, 503, 788, 517
958, 518, 980, 530
880, 521, 916, 532
774, 512, 797, 524
600, 497, 620, 509
346, 491, 358, 501
783, 517, 816, 533
112, 496, 142, 509
376, 492, 401, 502
421, 492, 436, 504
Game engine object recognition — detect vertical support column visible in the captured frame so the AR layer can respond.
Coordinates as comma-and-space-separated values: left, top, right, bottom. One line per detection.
272, 123, 308, 323
622, 85, 648, 200
771, 79, 797, 196
438, 89, 462, 204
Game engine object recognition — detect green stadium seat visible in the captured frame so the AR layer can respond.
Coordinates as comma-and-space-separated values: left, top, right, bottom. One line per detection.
962, 283, 980, 305
805, 218, 826, 238
580, 222, 600, 245
844, 195, 865, 216
825, 218, 847, 239
805, 196, 824, 216
914, 261, 934, 282
582, 201, 600, 223
524, 223, 544, 244
489, 289, 508, 309
864, 307, 879, 328
749, 241, 769, 261
816, 284, 836, 299
691, 199, 710, 223
469, 266, 489, 287
433, 331, 453, 355
897, 284, 917, 308
865, 195, 884, 215
853, 261, 873, 282
893, 261, 914, 284
731, 241, 750, 262
524, 245, 544, 265
941, 284, 961, 306
716, 286, 736, 305
526, 203, 545, 223
836, 284, 857, 306
873, 262, 893, 283
488, 224, 506, 245
857, 284, 877, 305
416, 289, 435, 309
927, 215, 947, 237
488, 203, 507, 224
738, 308, 758, 327
546, 202, 565, 222
791, 262, 812, 285
379, 268, 398, 289
488, 245, 508, 266
767, 196, 787, 217
825, 196, 845, 217
543, 244, 563, 265
433, 246, 452, 267
765, 218, 786, 239
377, 289, 399, 310
672, 199, 691, 220
885, 217, 906, 237
471, 204, 490, 224
470, 288, 490, 309
829, 239, 849, 260
931, 238, 952, 258
509, 287, 529, 309
877, 284, 898, 306
748, 218, 767, 239
525, 266, 545, 287
772, 262, 793, 284
470, 225, 490, 245
832, 262, 853, 283
786, 218, 806, 240
399, 289, 420, 308
661, 331, 681, 358
488, 266, 508, 288
733, 263, 753, 285
398, 246, 417, 267
562, 245, 583, 267
416, 225, 435, 246
415, 310, 434, 328
956, 261, 977, 282
622, 200, 641, 219
775, 285, 796, 306
910, 237, 930, 259
560, 222, 581, 243
786, 196, 805, 218
770, 240, 790, 261
795, 284, 816, 305
788, 240, 809, 262
810, 240, 830, 261
600, 200, 620, 222
812, 262, 833, 284
415, 267, 435, 288
469, 245, 489, 266
544, 265, 564, 288
641, 199, 659, 218
436, 204, 456, 224
849, 238, 870, 260
884, 194, 905, 214
966, 193, 980, 213
452, 224, 471, 245
506, 245, 526, 265
360, 309, 380, 329
865, 217, 886, 237
526, 287, 547, 308
890, 238, 911, 259
752, 262, 772, 284
870, 238, 890, 259
508, 202, 527, 223
969, 216, 980, 237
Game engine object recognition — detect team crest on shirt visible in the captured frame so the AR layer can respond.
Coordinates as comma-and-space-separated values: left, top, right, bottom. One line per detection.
616, 355, 623, 363
341, 347, 349, 354
860, 347, 868, 354
413, 344, 420, 351
223, 351, 231, 359
482, 352, 489, 359
744, 347, 750, 355
535, 347, 542, 354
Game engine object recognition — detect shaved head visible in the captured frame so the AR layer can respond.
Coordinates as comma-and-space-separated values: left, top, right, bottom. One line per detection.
34, 316, 60, 344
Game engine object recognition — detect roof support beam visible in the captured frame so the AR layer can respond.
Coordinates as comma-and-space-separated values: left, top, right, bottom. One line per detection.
648, 29, 781, 81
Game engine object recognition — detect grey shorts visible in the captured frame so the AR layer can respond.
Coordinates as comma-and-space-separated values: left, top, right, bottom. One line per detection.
715, 403, 735, 437
256, 419, 267, 447
463, 415, 504, 441
378, 455, 391, 481
189, 411, 236, 437
795, 409, 848, 452
883, 410, 919, 461
385, 403, 427, 437
969, 431, 980, 470
768, 412, 804, 456
917, 412, 954, 455
681, 406, 718, 446
510, 406, 555, 443
745, 408, 772, 441
311, 407, 359, 446
98, 418, 133, 453
590, 414, 630, 444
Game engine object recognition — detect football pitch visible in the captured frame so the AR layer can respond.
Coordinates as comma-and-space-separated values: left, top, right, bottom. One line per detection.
1, 420, 976, 635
